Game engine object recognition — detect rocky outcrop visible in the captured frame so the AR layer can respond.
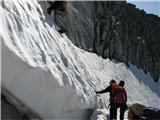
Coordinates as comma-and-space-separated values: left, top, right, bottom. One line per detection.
93, 2, 160, 81
40, 1, 160, 81
39, 1, 95, 49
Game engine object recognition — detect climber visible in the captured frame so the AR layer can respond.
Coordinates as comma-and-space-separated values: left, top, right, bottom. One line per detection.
47, 1, 68, 15
95, 79, 118, 120
128, 103, 160, 120
113, 81, 128, 120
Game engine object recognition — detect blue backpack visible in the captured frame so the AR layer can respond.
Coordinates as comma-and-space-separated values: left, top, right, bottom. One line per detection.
143, 107, 160, 119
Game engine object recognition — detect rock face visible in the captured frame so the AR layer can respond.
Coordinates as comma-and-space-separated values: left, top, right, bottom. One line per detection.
93, 2, 160, 81
39, 1, 95, 49
40, 1, 160, 81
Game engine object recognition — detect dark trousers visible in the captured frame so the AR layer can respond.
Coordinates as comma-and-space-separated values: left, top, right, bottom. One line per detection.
110, 105, 116, 120
114, 103, 128, 120
110, 102, 117, 120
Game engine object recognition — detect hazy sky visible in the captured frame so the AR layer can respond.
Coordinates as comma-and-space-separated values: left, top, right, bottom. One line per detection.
127, 1, 160, 16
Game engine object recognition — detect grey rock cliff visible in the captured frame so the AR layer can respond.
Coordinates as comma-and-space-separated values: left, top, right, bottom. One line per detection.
39, 1, 160, 81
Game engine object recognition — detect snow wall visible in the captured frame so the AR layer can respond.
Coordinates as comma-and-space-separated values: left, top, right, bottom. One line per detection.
1, 0, 95, 119
1, 0, 160, 119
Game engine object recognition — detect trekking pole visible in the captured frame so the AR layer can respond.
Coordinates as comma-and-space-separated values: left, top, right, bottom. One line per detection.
93, 88, 106, 109
96, 94, 102, 109
93, 89, 101, 109
95, 92, 104, 109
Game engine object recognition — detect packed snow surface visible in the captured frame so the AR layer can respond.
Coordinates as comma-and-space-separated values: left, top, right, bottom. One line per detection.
1, 0, 160, 119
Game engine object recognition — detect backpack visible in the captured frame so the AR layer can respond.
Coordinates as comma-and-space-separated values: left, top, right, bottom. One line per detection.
111, 83, 118, 100
143, 107, 160, 119
111, 83, 118, 90
113, 86, 126, 103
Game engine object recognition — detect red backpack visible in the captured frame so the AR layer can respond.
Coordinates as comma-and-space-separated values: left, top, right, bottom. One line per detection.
113, 86, 126, 103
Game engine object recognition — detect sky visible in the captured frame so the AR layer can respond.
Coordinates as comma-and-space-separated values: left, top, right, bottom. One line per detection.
127, 1, 160, 17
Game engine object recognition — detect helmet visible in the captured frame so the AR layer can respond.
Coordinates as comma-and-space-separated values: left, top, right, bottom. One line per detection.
130, 103, 146, 117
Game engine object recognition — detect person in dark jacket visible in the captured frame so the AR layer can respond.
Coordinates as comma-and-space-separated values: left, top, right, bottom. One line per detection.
95, 79, 118, 120
47, 1, 67, 15
113, 81, 128, 120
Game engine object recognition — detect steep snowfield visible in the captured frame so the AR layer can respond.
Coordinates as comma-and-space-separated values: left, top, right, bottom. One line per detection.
1, 0, 160, 119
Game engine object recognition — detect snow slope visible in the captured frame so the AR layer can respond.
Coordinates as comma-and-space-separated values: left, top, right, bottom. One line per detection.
1, 0, 160, 119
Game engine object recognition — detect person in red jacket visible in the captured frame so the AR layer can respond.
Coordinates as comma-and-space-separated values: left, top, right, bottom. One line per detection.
113, 81, 128, 120
95, 79, 118, 120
